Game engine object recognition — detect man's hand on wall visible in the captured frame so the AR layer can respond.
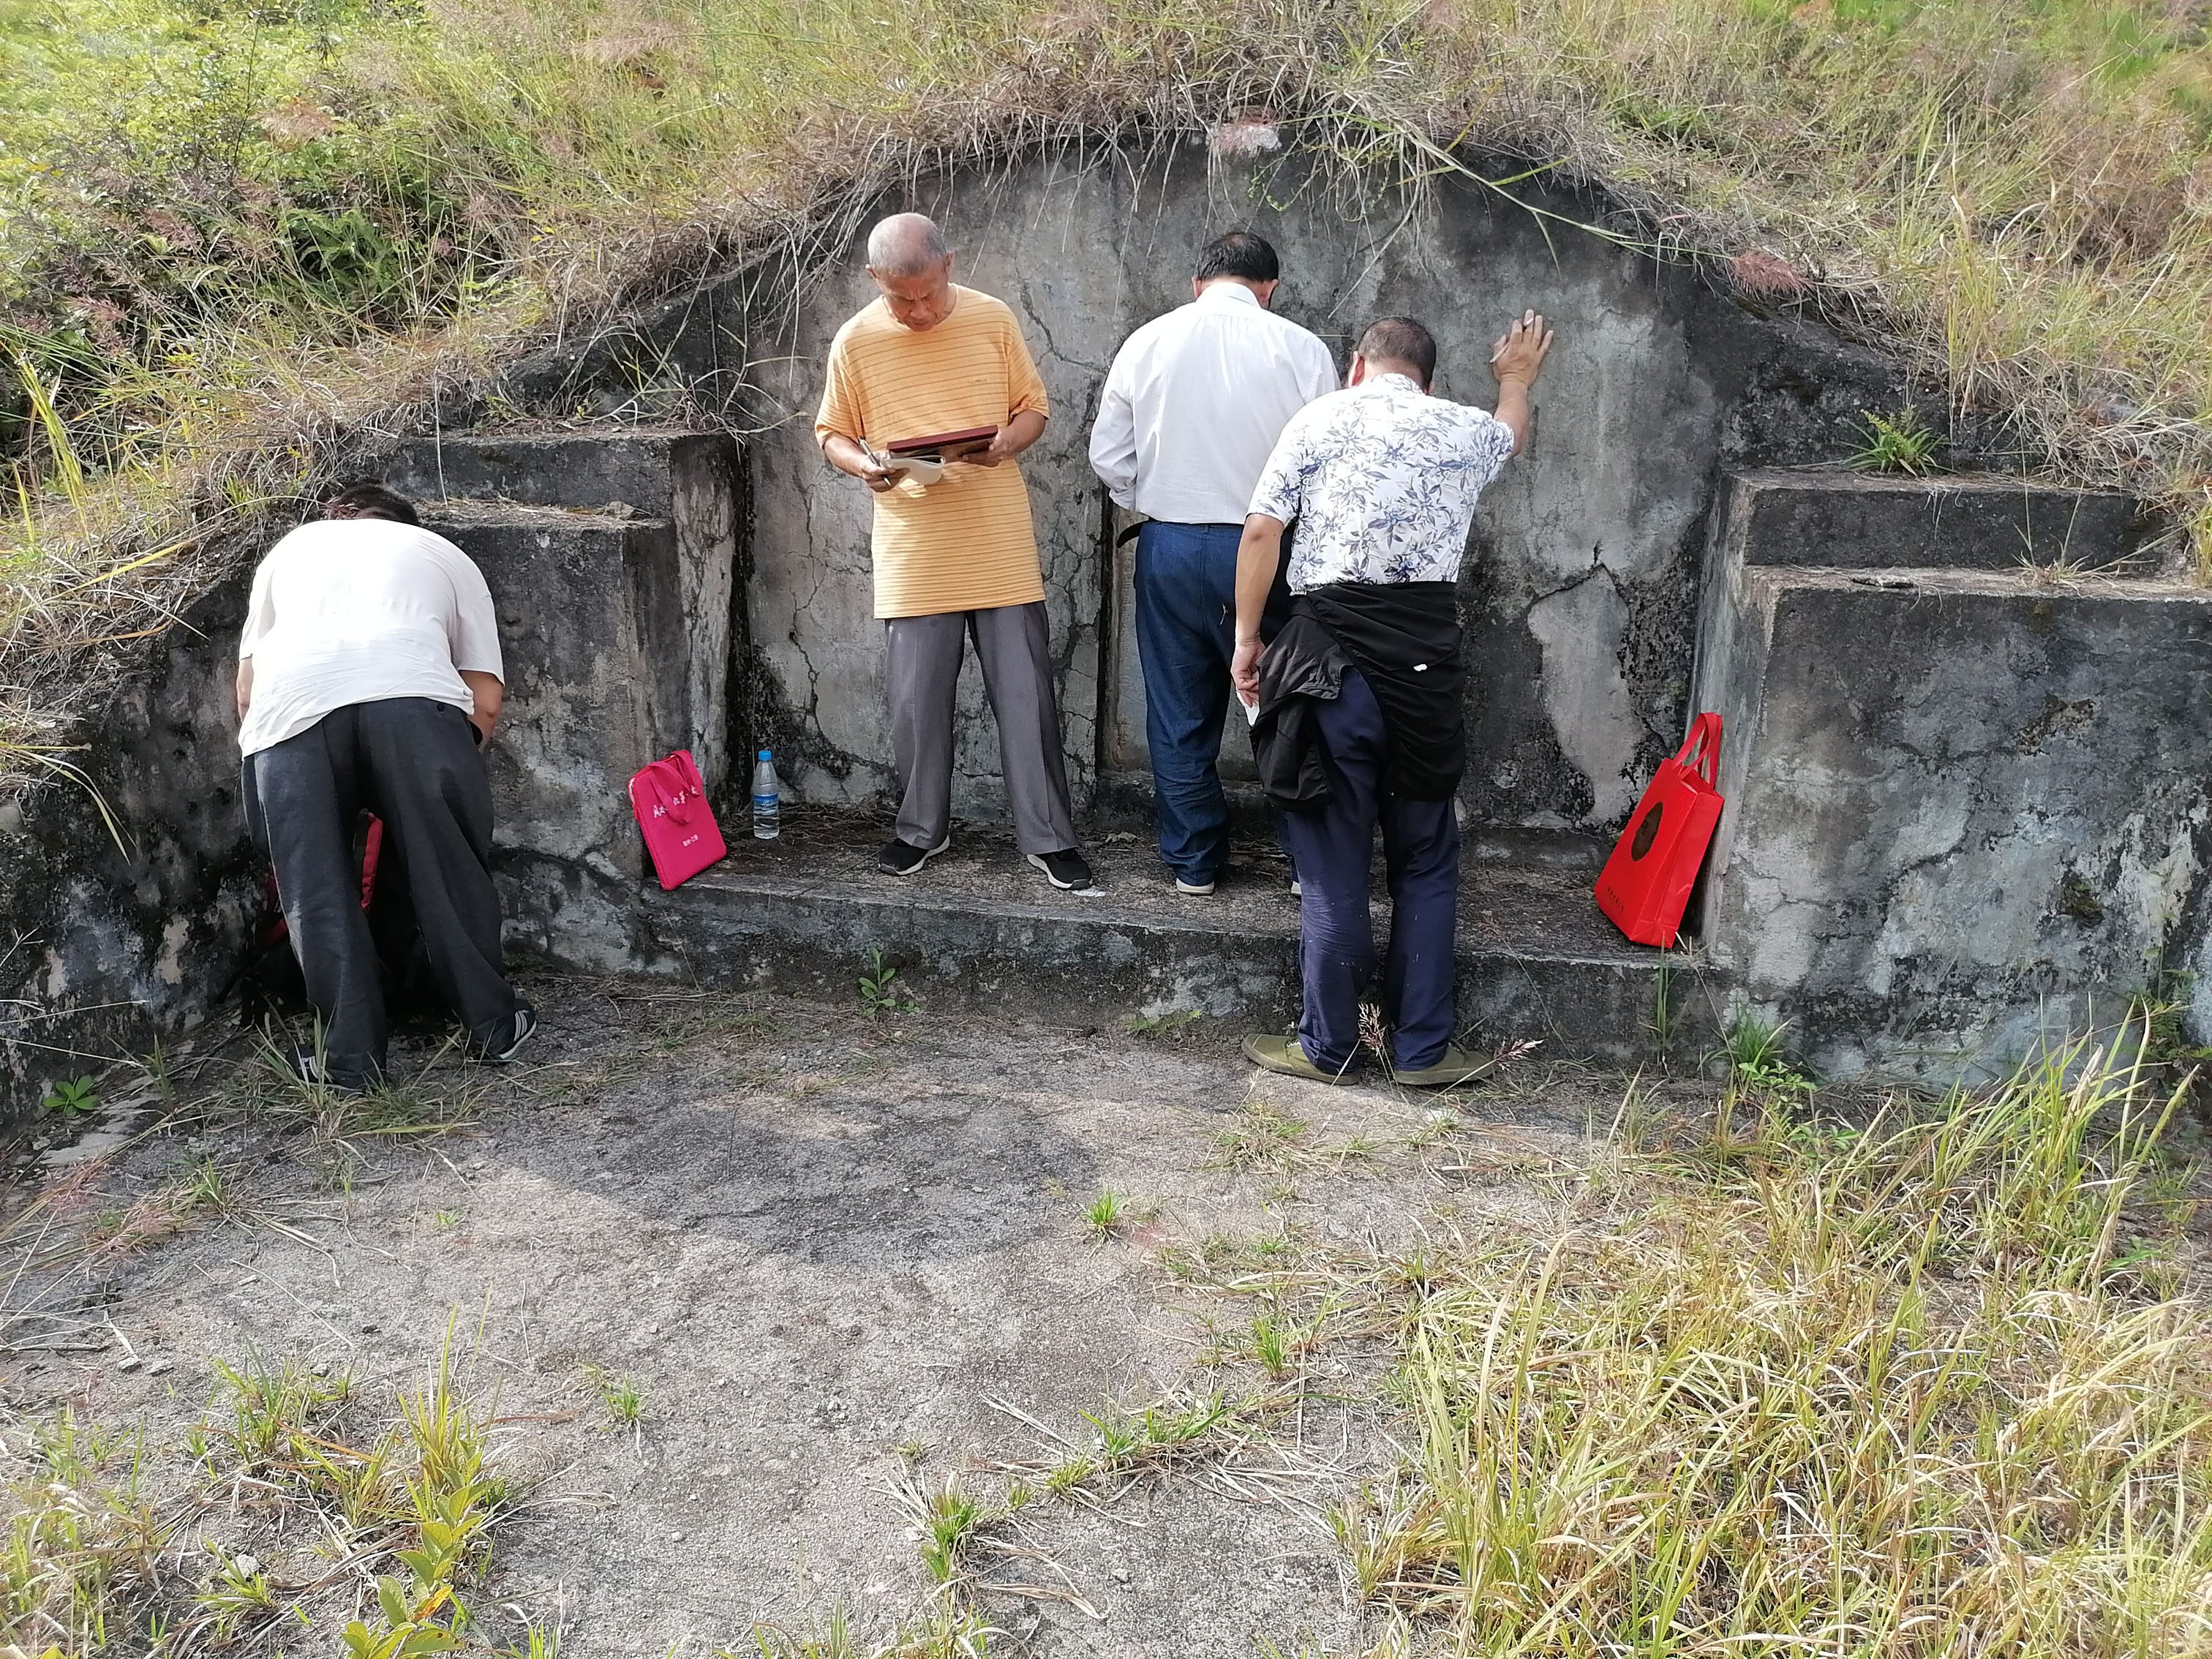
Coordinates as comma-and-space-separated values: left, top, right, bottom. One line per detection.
1489, 311, 1554, 454
1489, 311, 1554, 386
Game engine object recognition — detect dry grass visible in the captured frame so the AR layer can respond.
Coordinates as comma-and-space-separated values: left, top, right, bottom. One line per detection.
1306, 1038, 2212, 1655
2, 0, 2212, 790
0, 1330, 519, 1656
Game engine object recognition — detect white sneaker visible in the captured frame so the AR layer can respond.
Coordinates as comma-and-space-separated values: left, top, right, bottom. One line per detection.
1174, 876, 1216, 896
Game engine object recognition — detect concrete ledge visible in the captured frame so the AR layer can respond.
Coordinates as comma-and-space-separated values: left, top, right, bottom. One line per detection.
427, 504, 692, 880
1723, 469, 2155, 573
388, 429, 726, 516
631, 849, 1707, 1065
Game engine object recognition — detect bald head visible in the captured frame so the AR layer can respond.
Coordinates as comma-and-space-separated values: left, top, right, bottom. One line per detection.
866, 214, 949, 277
865, 213, 957, 331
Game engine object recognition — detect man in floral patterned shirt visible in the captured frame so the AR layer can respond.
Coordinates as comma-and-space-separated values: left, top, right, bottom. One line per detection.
1229, 311, 1554, 1088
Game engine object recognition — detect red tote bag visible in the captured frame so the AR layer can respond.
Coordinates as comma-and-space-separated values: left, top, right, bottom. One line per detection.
1595, 713, 1724, 949
628, 749, 728, 891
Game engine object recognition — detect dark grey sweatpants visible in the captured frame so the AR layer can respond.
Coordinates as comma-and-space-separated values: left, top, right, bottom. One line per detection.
251, 696, 519, 1086
884, 600, 1077, 855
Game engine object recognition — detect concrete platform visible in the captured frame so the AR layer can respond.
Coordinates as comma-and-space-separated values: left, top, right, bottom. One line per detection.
639, 812, 1700, 1062
1718, 469, 2157, 573
386, 426, 730, 516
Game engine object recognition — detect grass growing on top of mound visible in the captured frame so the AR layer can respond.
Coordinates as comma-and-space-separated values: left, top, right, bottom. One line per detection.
2, 0, 2212, 778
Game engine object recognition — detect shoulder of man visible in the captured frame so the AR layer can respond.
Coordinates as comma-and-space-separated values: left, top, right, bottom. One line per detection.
955, 286, 1022, 330
1284, 384, 1361, 429
827, 298, 890, 351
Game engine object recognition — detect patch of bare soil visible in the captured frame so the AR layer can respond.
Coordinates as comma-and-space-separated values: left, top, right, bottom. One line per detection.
1, 975, 1674, 1657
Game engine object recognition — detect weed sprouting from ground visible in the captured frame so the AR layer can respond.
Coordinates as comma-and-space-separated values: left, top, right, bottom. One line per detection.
1330, 1038, 2212, 1652
2, 1321, 520, 1654
1848, 404, 1941, 474
1213, 1101, 1312, 1171
858, 949, 919, 1018
1082, 1188, 1124, 1242
578, 1362, 647, 1443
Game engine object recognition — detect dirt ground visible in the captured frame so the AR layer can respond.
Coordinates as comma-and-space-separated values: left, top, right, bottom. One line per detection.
2, 974, 1677, 1657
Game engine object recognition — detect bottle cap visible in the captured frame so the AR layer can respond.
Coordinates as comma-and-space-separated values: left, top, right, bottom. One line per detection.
758, 748, 771, 760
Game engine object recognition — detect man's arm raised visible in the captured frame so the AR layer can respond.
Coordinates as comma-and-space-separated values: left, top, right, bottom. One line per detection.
1487, 310, 1555, 454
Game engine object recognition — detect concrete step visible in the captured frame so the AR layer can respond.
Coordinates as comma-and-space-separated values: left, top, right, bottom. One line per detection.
421, 503, 703, 882
1721, 468, 2157, 573
636, 816, 1708, 1064
1690, 559, 2212, 1078
386, 426, 731, 517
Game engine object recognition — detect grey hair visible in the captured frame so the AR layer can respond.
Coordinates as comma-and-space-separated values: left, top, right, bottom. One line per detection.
866, 212, 949, 275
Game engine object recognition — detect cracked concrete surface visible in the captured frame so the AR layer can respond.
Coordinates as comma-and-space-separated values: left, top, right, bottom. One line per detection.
726, 140, 1904, 838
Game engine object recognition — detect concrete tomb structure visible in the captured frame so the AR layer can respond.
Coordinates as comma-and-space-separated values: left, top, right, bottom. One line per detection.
2, 138, 2206, 1098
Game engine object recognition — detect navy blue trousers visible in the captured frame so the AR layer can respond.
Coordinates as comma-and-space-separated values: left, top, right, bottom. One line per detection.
1132, 520, 1243, 884
1276, 671, 1460, 1073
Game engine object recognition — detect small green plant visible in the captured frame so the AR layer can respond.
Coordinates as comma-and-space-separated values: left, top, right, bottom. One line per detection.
1249, 1314, 1290, 1377
1717, 1011, 1815, 1102
1848, 405, 1938, 475
195, 1545, 279, 1640
1083, 1188, 1124, 1241
178, 1154, 236, 1215
40, 1072, 100, 1118
578, 1362, 646, 1440
1124, 1008, 1200, 1037
1213, 1102, 1311, 1170
857, 948, 918, 1017
913, 1478, 982, 1584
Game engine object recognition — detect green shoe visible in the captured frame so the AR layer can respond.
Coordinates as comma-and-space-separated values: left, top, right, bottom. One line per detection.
1241, 1033, 1361, 1085
1391, 1044, 1491, 1090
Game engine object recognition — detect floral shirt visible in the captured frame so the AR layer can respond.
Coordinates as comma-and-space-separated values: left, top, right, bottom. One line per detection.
1248, 372, 1516, 590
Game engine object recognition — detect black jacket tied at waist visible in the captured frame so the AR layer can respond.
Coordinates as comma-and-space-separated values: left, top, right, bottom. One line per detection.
1252, 581, 1465, 809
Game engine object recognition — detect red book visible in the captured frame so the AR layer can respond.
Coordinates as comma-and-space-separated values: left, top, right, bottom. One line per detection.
884, 426, 997, 459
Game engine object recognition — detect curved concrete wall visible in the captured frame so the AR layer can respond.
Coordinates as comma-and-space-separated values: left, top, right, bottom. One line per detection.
724, 140, 1911, 832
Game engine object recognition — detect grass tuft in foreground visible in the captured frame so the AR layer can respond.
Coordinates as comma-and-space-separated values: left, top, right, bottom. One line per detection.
1335, 1035, 2212, 1653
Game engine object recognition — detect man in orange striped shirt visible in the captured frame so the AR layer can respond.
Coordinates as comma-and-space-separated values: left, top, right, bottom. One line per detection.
816, 213, 1094, 892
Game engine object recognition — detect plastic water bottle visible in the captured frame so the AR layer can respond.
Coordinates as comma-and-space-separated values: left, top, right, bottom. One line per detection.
750, 749, 780, 840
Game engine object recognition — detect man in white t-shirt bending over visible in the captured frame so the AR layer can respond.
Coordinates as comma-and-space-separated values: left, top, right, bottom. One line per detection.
236, 482, 535, 1092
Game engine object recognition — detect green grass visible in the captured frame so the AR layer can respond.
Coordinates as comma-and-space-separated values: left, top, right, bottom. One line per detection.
1331, 1036, 2212, 1653
4, 0, 2212, 781
2, 1325, 516, 1655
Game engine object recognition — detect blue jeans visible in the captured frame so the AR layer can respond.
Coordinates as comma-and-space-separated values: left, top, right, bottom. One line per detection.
1134, 521, 1244, 884
1276, 671, 1460, 1073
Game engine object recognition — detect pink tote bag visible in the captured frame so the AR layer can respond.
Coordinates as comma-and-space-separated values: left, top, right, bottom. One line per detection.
628, 750, 727, 890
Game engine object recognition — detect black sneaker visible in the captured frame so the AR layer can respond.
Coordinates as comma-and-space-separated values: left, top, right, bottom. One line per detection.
878, 835, 949, 876
476, 1006, 538, 1065
1026, 848, 1096, 891
285, 1045, 371, 1097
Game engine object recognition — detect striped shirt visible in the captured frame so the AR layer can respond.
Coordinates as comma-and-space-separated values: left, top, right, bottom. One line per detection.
814, 286, 1051, 619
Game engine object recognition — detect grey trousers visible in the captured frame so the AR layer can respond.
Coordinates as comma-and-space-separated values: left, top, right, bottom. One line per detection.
884, 601, 1077, 855
251, 697, 520, 1086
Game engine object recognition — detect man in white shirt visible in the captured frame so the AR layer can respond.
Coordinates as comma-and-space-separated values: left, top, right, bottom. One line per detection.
236, 483, 535, 1092
1089, 231, 1338, 895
